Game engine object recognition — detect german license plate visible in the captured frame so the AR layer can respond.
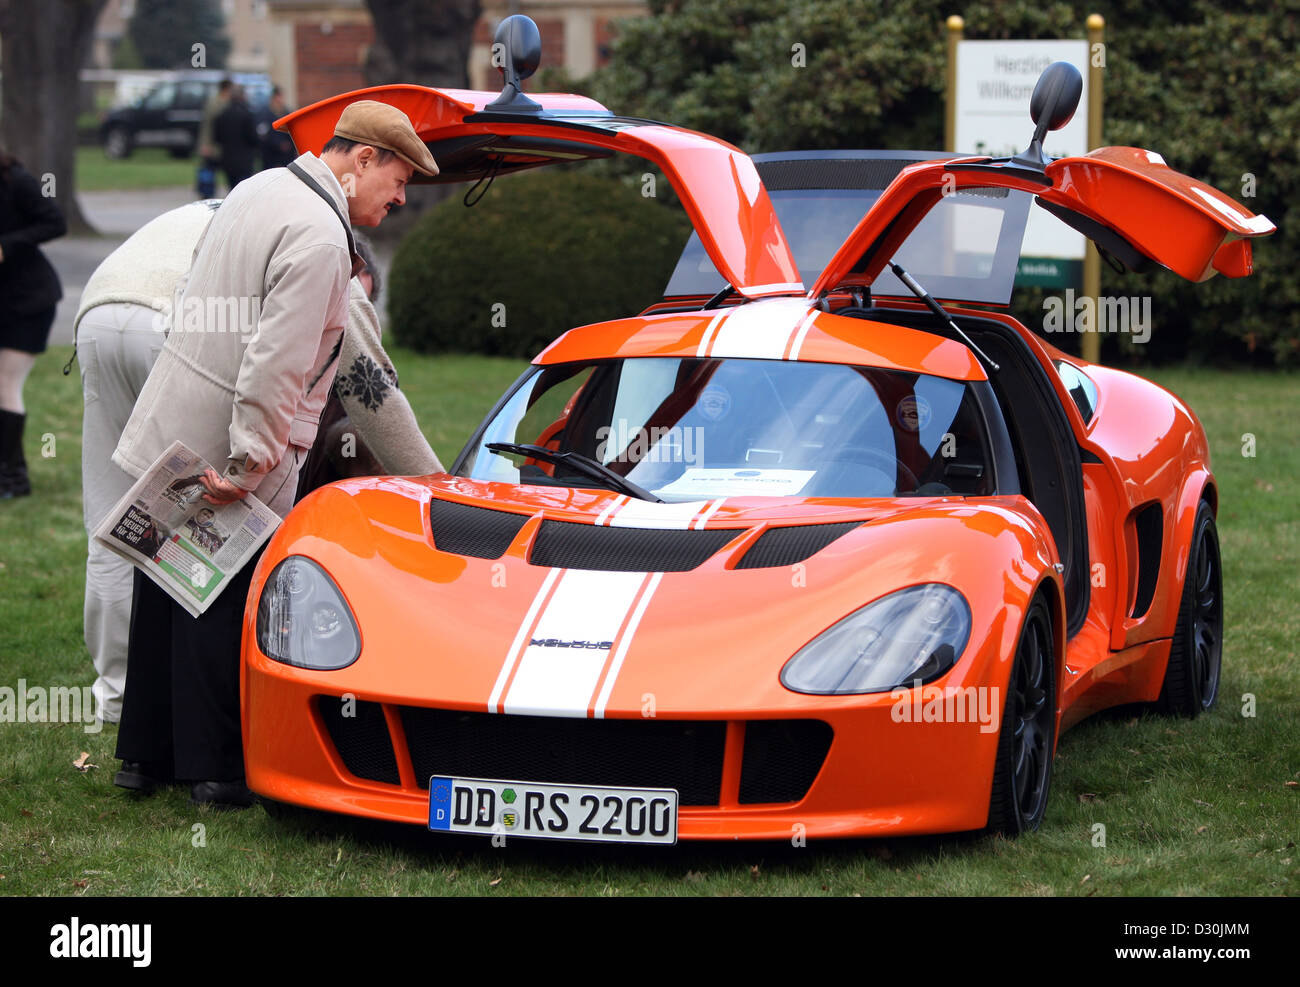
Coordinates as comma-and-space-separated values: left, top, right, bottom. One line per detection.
428, 776, 678, 845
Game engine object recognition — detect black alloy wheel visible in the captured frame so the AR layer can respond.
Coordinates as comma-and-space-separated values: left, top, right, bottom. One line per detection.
987, 596, 1057, 835
1158, 501, 1223, 716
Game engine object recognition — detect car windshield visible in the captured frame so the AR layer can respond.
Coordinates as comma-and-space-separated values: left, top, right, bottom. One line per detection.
460, 357, 994, 500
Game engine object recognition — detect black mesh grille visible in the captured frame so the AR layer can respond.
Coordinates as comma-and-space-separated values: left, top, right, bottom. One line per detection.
429, 499, 530, 559
317, 696, 400, 785
399, 707, 727, 805
529, 519, 740, 571
735, 521, 861, 569
739, 720, 833, 804
757, 157, 916, 191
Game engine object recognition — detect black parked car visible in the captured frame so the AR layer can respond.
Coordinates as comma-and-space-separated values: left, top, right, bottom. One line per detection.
100, 75, 271, 159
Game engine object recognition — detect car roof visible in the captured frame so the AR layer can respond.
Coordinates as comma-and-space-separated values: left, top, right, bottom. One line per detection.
535, 297, 987, 382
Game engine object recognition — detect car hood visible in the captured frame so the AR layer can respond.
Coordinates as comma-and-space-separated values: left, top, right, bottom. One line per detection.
270, 477, 1055, 717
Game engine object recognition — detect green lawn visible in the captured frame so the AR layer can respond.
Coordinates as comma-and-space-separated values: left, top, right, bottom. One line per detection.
0, 350, 1295, 896
76, 146, 195, 193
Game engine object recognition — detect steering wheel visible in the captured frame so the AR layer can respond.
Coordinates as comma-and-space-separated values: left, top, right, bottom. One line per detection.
826, 445, 920, 492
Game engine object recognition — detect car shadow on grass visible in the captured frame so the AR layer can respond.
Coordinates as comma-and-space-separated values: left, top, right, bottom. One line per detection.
257, 796, 999, 882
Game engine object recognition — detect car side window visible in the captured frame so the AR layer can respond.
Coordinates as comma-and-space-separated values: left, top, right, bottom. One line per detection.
1054, 360, 1098, 424
178, 82, 209, 107
142, 83, 177, 110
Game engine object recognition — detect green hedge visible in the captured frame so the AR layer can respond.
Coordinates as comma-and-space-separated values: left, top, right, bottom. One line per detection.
388, 170, 692, 357
591, 0, 1299, 365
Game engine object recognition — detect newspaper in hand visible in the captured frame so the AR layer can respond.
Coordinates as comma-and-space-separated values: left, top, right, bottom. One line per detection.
94, 441, 282, 617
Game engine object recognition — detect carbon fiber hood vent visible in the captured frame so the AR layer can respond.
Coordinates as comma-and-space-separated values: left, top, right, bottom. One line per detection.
429, 496, 864, 571
429, 499, 530, 559
529, 519, 739, 571
735, 521, 862, 569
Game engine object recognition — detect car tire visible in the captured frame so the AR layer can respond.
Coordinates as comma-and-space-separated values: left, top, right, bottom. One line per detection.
261, 797, 313, 823
103, 127, 132, 159
1156, 500, 1222, 717
986, 595, 1057, 836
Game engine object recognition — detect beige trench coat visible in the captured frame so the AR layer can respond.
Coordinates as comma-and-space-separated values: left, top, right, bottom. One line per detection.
114, 152, 351, 517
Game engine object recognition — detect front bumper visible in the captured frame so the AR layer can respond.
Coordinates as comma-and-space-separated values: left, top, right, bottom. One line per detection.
244, 654, 1005, 840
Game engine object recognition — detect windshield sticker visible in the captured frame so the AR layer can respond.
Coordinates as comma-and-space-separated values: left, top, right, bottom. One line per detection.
655, 468, 815, 499
896, 395, 931, 432
697, 387, 731, 421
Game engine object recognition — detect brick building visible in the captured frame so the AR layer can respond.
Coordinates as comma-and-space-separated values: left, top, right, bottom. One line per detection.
268, 0, 646, 110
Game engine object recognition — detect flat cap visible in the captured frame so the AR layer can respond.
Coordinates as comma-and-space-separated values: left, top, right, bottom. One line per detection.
333, 100, 439, 177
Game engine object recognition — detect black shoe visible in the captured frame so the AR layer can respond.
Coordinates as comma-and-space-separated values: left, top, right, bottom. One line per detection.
114, 760, 169, 793
0, 465, 30, 498
0, 410, 28, 498
190, 780, 257, 810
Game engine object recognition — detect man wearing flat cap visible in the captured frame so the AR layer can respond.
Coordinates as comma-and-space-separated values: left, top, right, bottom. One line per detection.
111, 101, 439, 808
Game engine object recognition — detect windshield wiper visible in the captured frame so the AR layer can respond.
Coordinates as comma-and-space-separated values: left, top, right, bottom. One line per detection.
887, 262, 1000, 373
486, 442, 663, 503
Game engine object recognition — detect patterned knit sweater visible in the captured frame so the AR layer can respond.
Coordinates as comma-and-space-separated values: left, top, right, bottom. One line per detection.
336, 283, 442, 476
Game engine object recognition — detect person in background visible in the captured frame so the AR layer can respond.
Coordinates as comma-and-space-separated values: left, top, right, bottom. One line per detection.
212, 86, 260, 191
297, 231, 442, 496
0, 148, 67, 498
197, 77, 232, 163
258, 86, 297, 171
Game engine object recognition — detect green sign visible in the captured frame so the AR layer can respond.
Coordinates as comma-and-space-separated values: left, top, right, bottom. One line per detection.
1017, 257, 1082, 289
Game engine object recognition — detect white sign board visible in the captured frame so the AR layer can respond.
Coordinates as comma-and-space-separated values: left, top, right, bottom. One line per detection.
955, 39, 1090, 263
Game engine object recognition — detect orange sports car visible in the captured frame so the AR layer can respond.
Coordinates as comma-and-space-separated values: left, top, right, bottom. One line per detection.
243, 34, 1273, 843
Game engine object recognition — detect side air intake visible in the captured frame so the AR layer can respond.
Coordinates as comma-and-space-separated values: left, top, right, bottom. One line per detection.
735, 522, 861, 569
429, 499, 530, 559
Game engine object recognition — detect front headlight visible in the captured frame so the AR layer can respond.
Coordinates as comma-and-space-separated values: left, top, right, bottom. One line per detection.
256, 556, 361, 669
780, 584, 971, 695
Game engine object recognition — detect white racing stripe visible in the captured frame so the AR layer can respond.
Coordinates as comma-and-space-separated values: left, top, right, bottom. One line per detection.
502, 569, 652, 717
491, 493, 720, 716
695, 309, 730, 357
786, 308, 819, 360
488, 566, 562, 712
608, 498, 711, 529
593, 571, 664, 718
689, 498, 725, 529
740, 282, 806, 295
703, 297, 813, 359
594, 494, 628, 526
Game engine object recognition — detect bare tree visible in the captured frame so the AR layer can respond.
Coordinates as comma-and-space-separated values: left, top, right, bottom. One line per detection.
363, 0, 482, 88
360, 0, 482, 234
0, 0, 109, 234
